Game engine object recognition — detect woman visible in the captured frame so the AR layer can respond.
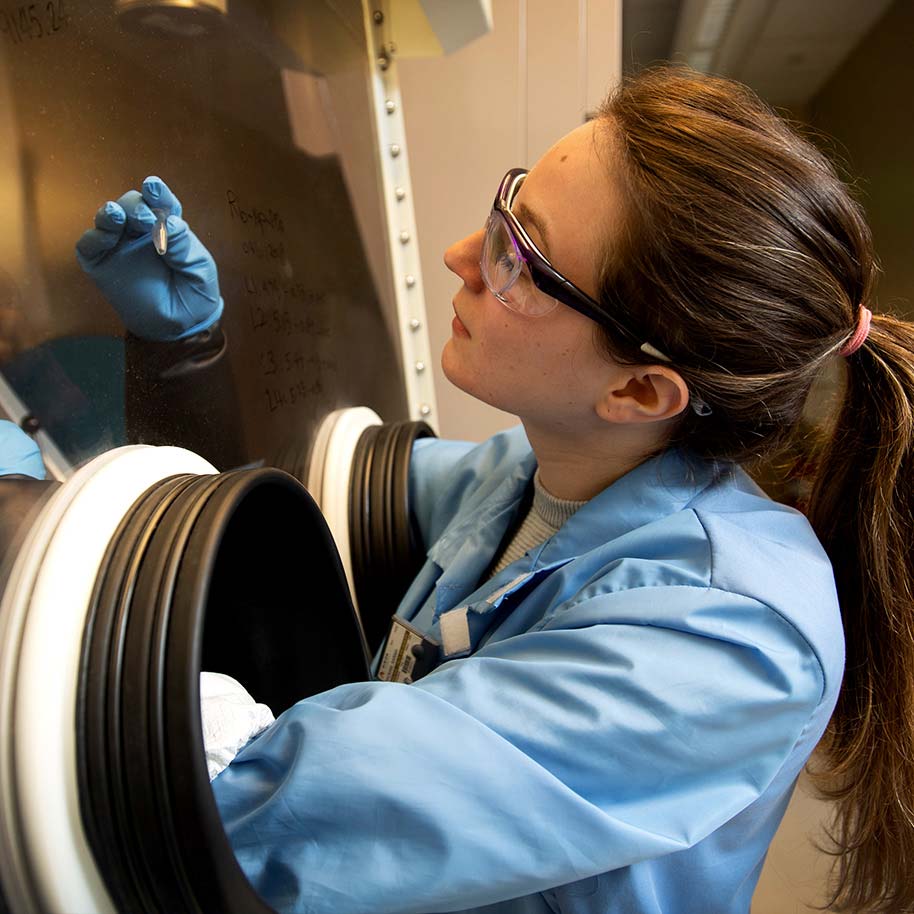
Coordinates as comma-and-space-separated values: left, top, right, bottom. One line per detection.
70, 66, 913, 911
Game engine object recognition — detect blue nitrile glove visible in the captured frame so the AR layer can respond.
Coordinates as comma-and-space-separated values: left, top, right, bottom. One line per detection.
75, 176, 223, 341
0, 420, 45, 479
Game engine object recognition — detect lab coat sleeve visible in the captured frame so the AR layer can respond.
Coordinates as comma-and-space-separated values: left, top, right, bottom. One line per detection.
211, 584, 824, 914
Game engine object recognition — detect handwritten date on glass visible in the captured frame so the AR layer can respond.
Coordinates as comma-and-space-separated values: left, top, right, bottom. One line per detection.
265, 378, 325, 414
248, 303, 329, 339
258, 349, 307, 378
0, 1, 68, 44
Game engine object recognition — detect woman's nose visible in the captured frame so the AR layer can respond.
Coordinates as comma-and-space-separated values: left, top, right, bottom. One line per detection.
444, 228, 486, 293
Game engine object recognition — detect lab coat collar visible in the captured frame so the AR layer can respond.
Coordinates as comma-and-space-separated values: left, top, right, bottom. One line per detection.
539, 446, 724, 563
426, 439, 722, 621
427, 448, 537, 568
427, 449, 537, 617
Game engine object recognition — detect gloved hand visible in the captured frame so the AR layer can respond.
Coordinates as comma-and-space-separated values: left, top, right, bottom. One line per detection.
0, 420, 45, 479
75, 176, 223, 341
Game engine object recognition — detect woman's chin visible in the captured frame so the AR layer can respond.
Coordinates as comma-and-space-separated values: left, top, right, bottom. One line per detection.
442, 345, 480, 399
440, 342, 467, 391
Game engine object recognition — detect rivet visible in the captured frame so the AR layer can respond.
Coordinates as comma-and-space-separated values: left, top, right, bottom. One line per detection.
390, 143, 401, 158
377, 55, 390, 71
415, 361, 426, 373
405, 274, 416, 287
399, 230, 410, 244
395, 186, 406, 200
385, 99, 396, 114
372, 10, 384, 24
409, 318, 421, 331
419, 404, 432, 416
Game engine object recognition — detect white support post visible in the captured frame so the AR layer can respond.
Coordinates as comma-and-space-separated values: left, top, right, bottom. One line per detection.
362, 0, 440, 431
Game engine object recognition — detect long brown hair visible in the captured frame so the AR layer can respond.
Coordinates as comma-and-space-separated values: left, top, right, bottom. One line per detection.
594, 66, 914, 912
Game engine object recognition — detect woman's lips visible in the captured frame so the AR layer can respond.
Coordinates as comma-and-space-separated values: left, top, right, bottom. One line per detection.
452, 306, 470, 338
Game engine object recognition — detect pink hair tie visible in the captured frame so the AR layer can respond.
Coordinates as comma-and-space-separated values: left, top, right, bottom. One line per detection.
840, 306, 872, 357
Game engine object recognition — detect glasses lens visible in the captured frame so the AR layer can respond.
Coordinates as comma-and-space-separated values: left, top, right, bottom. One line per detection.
481, 211, 558, 317
482, 211, 521, 297
482, 212, 558, 317
504, 265, 559, 317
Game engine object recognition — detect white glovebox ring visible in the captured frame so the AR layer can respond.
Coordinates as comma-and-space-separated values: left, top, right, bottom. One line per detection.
310, 407, 382, 606
9, 445, 215, 914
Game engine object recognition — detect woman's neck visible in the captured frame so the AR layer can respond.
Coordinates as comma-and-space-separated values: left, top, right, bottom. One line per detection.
521, 418, 670, 502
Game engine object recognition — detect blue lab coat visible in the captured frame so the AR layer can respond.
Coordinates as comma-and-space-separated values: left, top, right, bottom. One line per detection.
215, 424, 843, 914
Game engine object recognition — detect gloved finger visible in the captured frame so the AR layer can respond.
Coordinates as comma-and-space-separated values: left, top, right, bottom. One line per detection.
141, 175, 183, 219
116, 189, 156, 236
94, 200, 127, 233
75, 202, 127, 263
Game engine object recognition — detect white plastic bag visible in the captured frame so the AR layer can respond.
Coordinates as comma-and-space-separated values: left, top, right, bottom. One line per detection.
200, 672, 275, 780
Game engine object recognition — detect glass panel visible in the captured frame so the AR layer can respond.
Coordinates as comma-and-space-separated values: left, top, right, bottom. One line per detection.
0, 0, 408, 471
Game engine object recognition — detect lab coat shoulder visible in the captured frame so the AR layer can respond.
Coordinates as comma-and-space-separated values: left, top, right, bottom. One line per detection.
507, 449, 841, 705
409, 424, 533, 550
689, 470, 844, 705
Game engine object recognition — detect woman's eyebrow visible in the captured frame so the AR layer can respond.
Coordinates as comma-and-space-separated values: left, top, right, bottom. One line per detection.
514, 201, 551, 257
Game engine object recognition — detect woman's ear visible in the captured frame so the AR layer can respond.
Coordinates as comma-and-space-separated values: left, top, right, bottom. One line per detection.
595, 365, 691, 425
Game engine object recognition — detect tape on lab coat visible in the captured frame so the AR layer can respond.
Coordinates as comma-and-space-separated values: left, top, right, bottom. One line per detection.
440, 606, 471, 658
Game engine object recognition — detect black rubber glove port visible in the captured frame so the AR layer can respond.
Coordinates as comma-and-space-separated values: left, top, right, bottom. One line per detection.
349, 421, 435, 655
78, 467, 368, 914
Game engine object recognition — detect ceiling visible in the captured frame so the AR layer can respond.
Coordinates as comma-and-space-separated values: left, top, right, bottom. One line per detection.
622, 0, 895, 109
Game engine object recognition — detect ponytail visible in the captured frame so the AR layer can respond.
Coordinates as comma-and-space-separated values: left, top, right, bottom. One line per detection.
807, 313, 914, 913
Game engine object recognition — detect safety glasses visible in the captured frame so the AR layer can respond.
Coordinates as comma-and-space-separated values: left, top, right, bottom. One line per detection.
481, 168, 639, 345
